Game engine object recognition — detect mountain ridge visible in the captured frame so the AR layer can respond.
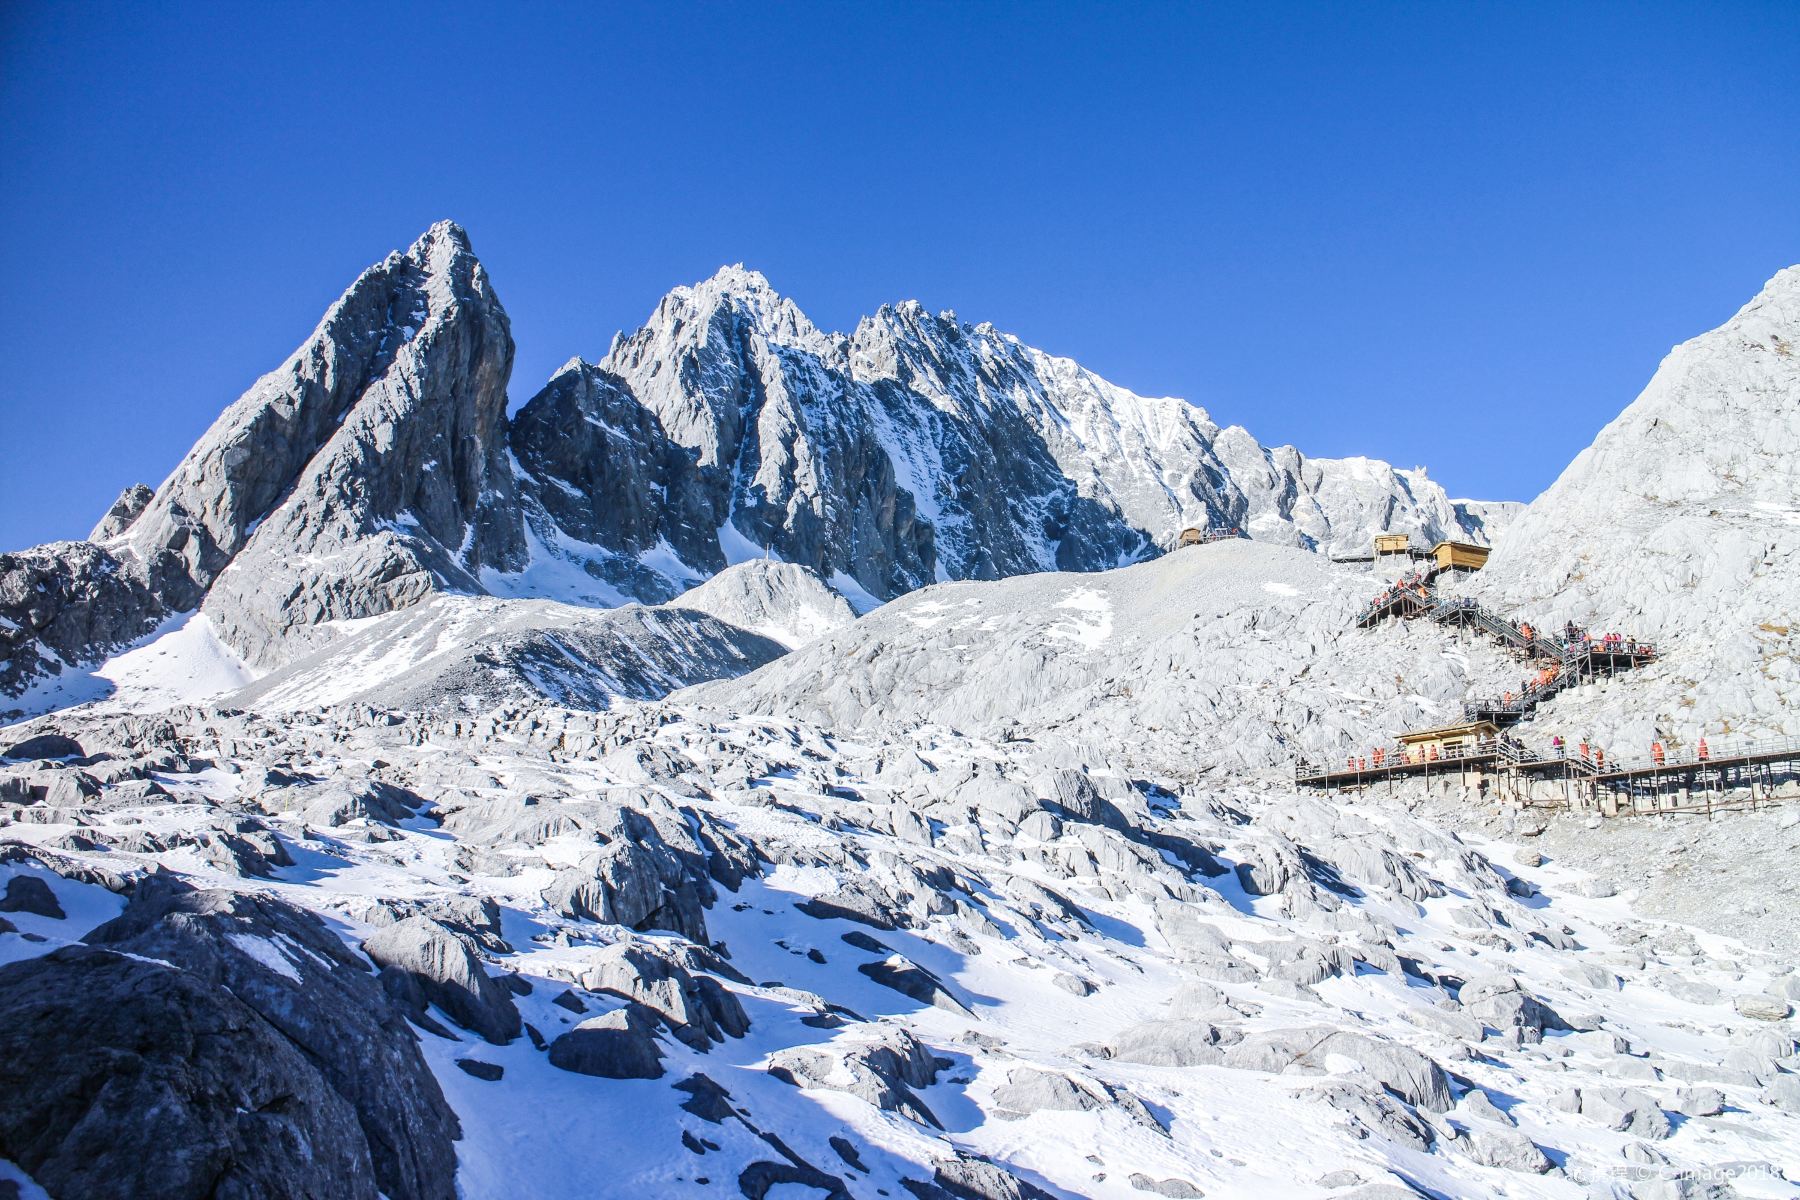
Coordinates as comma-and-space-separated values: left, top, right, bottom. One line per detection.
4, 223, 1515, 703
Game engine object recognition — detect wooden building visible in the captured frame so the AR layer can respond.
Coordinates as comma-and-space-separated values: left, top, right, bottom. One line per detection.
1373, 533, 1413, 556
1397, 720, 1500, 759
1430, 540, 1490, 573
1177, 527, 1204, 547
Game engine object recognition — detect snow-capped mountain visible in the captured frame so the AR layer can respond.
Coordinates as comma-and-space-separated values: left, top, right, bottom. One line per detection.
3, 236, 1799, 1200
1, 225, 1506, 703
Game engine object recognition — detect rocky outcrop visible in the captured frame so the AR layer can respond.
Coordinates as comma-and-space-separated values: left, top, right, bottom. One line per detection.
90, 483, 153, 541
362, 915, 522, 1045
0, 875, 458, 1200
196, 222, 525, 667
0, 945, 385, 1200
1471, 264, 1800, 746
508, 359, 725, 602
0, 540, 173, 699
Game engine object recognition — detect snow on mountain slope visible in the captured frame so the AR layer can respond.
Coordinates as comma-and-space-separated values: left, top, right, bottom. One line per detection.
8, 258, 1800, 1197
0, 612, 252, 720
693, 540, 1526, 778
223, 594, 790, 714
1469, 265, 1800, 752
669, 560, 858, 650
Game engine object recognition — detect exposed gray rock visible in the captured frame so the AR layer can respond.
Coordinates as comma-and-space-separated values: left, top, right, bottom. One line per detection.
548, 1003, 666, 1079
1224, 1029, 1453, 1113
571, 942, 748, 1049
1316, 1082, 1436, 1153
357, 894, 510, 954
1129, 1175, 1206, 1199
0, 945, 383, 1200
1456, 974, 1567, 1044
1, 733, 84, 761
1760, 1073, 1800, 1113
198, 224, 525, 667
1733, 993, 1793, 1021
0, 541, 173, 704
990, 1067, 1164, 1133
544, 832, 711, 943
362, 916, 521, 1045
1572, 1087, 1671, 1138
7, 875, 458, 1200
454, 1058, 503, 1082
859, 956, 974, 1016
903, 1153, 1057, 1200
0, 875, 64, 919
1108, 1019, 1228, 1068
768, 1023, 947, 1128
1672, 1086, 1726, 1117
1461, 1128, 1552, 1173
90, 483, 155, 541
1456, 1088, 1515, 1127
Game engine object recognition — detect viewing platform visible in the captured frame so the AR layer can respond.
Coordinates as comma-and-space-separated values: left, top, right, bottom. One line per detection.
1298, 734, 1800, 817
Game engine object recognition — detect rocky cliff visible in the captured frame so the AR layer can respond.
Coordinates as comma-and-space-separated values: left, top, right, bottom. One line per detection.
2, 226, 1506, 705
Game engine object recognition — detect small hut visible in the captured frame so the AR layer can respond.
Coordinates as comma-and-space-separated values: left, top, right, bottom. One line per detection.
1430, 540, 1490, 573
1177, 527, 1205, 548
1373, 533, 1412, 557
1397, 720, 1500, 760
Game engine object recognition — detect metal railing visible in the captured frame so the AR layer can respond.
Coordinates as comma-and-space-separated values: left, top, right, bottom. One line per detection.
1583, 734, 1800, 778
1295, 737, 1514, 782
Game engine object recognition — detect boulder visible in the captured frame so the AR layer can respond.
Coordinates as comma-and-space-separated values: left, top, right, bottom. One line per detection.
1108, 1019, 1227, 1068
1129, 1175, 1206, 1198
1224, 1029, 1453, 1112
362, 916, 521, 1045
572, 942, 747, 1049
0, 875, 64, 920
768, 1023, 947, 1128
859, 956, 974, 1016
0, 946, 381, 1200
548, 1005, 665, 1080
1461, 1128, 1552, 1174
1734, 994, 1794, 1022
1, 733, 84, 761
15, 877, 458, 1200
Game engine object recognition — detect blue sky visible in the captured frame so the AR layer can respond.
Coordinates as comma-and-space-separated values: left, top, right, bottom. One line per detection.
2, 2, 1797, 551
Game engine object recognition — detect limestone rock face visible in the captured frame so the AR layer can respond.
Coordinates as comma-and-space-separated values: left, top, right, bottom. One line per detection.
0, 541, 171, 697
197, 222, 524, 667
507, 359, 724, 603
1472, 264, 1800, 744
0, 945, 383, 1200
89, 483, 153, 541
362, 915, 522, 1045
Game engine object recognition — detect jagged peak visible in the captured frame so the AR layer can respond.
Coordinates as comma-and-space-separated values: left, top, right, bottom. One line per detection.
697, 263, 775, 295
615, 264, 832, 364
408, 219, 473, 258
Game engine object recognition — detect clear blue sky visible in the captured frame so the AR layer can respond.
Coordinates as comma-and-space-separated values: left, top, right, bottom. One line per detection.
3, 2, 1797, 551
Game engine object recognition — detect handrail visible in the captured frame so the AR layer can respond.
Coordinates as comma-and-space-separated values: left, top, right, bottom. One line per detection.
1587, 734, 1800, 778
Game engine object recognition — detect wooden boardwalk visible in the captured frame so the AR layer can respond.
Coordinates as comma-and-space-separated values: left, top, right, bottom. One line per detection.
1292, 574, 1800, 816
1298, 734, 1800, 817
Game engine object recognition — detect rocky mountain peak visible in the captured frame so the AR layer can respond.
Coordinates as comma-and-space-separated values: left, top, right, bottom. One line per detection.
5, 226, 1522, 703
